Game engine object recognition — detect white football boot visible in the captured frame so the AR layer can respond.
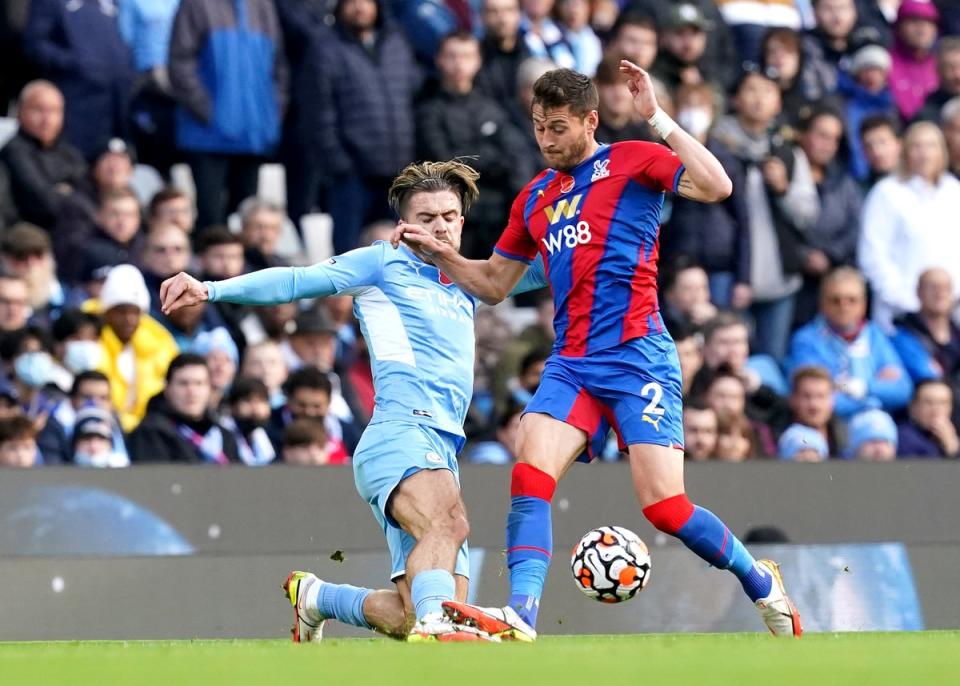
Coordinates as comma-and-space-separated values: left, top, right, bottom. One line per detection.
282, 571, 325, 643
407, 612, 500, 643
754, 560, 803, 637
441, 601, 537, 642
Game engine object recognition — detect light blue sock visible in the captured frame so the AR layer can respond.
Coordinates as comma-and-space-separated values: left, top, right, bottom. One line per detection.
316, 581, 373, 630
410, 569, 456, 620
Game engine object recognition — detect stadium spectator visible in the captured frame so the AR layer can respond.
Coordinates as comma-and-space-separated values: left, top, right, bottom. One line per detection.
475, 0, 531, 105
716, 414, 761, 461
240, 340, 288, 409
844, 408, 898, 459
238, 198, 288, 271
761, 28, 835, 129
607, 13, 658, 70
712, 68, 819, 360
0, 223, 66, 327
197, 227, 250, 352
36, 369, 127, 466
66, 258, 114, 311
857, 113, 901, 185
806, 0, 862, 72
506, 348, 547, 407
0, 326, 62, 436
840, 45, 897, 182
594, 56, 655, 144
859, 121, 960, 330
0, 274, 30, 334
683, 401, 719, 461
794, 106, 864, 326
662, 84, 751, 310
281, 418, 335, 465
944, 97, 960, 176
659, 260, 718, 332
467, 401, 524, 464
70, 406, 129, 468
889, 0, 940, 120
297, 0, 420, 253
913, 37, 960, 121
169, 0, 288, 230
190, 327, 238, 410
896, 379, 959, 457
0, 80, 87, 230
118, 0, 181, 177
0, 415, 40, 467
699, 364, 777, 456
714, 0, 804, 64
77, 138, 137, 206
148, 187, 196, 235
23, 0, 133, 161
70, 188, 145, 282
505, 57, 555, 167
127, 353, 241, 463
491, 293, 554, 416
519, 0, 575, 69
268, 366, 349, 462
415, 31, 534, 258
320, 295, 356, 364
91, 264, 178, 432
0, 382, 20, 420
786, 267, 913, 418
162, 299, 228, 351
777, 423, 829, 461
699, 311, 789, 404
0, 164, 18, 230
221, 377, 275, 466
783, 365, 846, 454
555, 0, 601, 76
141, 223, 193, 317
50, 309, 103, 376
651, 3, 721, 94
673, 325, 704, 396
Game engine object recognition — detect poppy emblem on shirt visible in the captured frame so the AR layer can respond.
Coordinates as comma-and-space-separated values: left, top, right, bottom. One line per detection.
439, 272, 454, 286
559, 175, 575, 194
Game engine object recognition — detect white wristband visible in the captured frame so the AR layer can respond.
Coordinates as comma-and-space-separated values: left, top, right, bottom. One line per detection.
647, 108, 678, 140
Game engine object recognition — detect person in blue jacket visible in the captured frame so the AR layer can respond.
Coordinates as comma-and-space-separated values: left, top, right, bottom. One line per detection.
786, 267, 912, 419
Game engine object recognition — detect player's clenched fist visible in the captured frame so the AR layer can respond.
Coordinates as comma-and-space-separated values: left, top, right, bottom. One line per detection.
160, 272, 209, 315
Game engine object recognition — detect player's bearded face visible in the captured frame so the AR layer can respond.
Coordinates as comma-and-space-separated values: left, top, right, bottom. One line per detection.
533, 106, 594, 172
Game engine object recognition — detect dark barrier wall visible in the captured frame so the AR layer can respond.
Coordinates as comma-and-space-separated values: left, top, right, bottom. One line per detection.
0, 462, 957, 639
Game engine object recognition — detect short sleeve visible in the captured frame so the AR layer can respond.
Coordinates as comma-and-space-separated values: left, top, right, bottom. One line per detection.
628, 141, 685, 193
493, 190, 539, 264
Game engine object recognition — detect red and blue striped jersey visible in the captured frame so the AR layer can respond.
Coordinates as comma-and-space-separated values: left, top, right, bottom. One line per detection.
494, 140, 684, 358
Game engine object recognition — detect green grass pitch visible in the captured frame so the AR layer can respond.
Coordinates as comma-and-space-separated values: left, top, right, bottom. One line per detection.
2, 633, 957, 685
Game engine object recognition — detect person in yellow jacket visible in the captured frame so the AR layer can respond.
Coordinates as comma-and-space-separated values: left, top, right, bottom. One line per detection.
82, 264, 179, 432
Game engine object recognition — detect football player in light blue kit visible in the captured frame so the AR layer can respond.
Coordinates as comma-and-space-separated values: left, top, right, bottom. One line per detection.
160, 161, 545, 642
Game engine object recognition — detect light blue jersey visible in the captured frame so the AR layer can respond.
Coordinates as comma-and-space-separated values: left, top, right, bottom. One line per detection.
207, 241, 547, 443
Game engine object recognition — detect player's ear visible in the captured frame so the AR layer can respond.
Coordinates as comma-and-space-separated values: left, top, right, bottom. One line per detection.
586, 110, 599, 135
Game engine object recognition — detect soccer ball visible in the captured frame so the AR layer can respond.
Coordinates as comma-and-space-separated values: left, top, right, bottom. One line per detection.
571, 526, 651, 603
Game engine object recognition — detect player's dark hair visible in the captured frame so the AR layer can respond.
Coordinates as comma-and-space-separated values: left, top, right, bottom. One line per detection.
388, 160, 480, 217
197, 225, 244, 253
165, 353, 209, 383
859, 113, 900, 140
71, 370, 110, 397
532, 68, 599, 117
148, 187, 191, 217
0, 414, 36, 443
283, 418, 327, 448
227, 376, 270, 405
283, 366, 332, 398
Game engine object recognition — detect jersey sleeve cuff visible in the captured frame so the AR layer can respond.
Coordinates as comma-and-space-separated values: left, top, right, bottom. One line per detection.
204, 281, 219, 302
493, 246, 535, 264
672, 164, 686, 194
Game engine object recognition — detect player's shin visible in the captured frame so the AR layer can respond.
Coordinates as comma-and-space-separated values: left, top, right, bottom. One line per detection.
505, 463, 557, 629
410, 569, 457, 621
642, 494, 772, 601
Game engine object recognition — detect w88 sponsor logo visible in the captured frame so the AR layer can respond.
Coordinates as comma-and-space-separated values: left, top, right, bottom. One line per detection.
542, 221, 592, 255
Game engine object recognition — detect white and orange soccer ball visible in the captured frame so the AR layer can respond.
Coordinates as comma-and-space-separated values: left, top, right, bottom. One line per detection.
571, 526, 652, 603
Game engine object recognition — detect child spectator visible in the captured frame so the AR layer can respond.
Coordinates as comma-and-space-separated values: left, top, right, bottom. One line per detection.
71, 406, 129, 468
845, 408, 898, 460
282, 418, 334, 466
777, 423, 829, 461
0, 415, 40, 467
897, 380, 960, 458
716, 415, 760, 462
840, 44, 896, 182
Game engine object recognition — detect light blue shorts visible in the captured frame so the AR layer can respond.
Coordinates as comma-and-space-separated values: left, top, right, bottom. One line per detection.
352, 420, 470, 581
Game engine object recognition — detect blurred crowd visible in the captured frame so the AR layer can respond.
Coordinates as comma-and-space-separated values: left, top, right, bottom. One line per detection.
1, 0, 960, 467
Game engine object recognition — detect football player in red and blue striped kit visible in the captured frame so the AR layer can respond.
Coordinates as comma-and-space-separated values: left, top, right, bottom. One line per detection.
394, 62, 802, 639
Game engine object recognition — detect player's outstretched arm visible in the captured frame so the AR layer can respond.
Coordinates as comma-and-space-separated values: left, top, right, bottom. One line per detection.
160, 264, 339, 315
390, 223, 528, 305
619, 60, 732, 203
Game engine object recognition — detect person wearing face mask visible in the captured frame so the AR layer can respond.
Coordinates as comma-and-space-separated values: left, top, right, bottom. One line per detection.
0, 326, 62, 441
221, 377, 276, 466
70, 406, 129, 468
51, 309, 105, 378
37, 370, 129, 466
661, 82, 753, 311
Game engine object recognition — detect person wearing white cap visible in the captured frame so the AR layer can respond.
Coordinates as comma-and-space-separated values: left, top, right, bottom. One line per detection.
85, 264, 178, 432
838, 43, 896, 181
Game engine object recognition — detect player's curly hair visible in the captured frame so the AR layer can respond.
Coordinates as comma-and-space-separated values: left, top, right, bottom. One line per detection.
388, 160, 480, 216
